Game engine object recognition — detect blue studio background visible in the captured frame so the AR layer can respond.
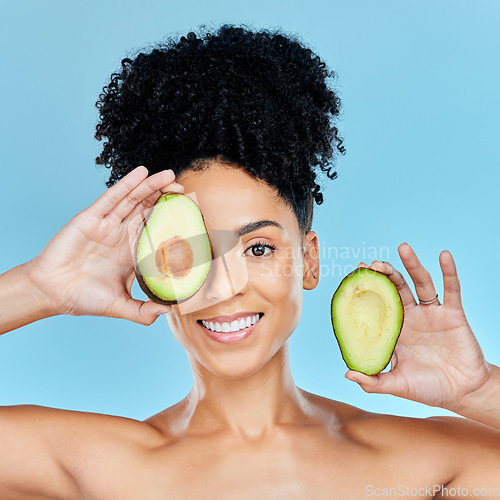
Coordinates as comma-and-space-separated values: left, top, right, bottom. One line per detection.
1, 0, 498, 420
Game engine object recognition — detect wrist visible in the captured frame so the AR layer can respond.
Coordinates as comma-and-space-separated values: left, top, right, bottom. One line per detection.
23, 260, 60, 318
0, 261, 57, 335
450, 363, 500, 429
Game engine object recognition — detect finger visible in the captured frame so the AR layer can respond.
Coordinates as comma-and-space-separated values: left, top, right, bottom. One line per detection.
167, 182, 185, 193
398, 242, 439, 306
114, 295, 172, 326
357, 261, 369, 268
125, 271, 136, 297
368, 258, 417, 309
87, 166, 149, 218
439, 249, 463, 310
390, 350, 398, 370
108, 169, 177, 222
345, 370, 400, 395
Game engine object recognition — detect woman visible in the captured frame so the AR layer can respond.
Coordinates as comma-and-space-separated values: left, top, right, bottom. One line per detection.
0, 25, 499, 499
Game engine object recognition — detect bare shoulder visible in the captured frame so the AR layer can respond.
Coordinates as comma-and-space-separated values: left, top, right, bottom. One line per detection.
0, 404, 168, 499
1, 403, 169, 463
302, 389, 500, 445
1, 403, 164, 442
141, 397, 188, 436
300, 390, 500, 490
3, 404, 174, 496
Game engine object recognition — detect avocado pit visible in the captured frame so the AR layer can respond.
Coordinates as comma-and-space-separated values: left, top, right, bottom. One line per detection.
155, 236, 194, 279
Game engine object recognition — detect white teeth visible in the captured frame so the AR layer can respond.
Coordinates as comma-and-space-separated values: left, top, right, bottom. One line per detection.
201, 314, 261, 333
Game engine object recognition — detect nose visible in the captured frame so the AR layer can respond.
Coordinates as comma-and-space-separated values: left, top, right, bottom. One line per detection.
202, 255, 237, 302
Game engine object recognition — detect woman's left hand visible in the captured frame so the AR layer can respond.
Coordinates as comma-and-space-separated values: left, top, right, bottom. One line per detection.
345, 242, 493, 414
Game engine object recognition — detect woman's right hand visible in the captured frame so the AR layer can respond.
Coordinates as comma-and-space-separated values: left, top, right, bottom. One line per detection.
25, 166, 181, 325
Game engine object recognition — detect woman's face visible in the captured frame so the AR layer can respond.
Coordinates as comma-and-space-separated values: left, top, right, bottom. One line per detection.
165, 160, 319, 380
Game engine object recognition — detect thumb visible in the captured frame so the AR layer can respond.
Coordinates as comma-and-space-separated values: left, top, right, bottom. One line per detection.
345, 370, 399, 395
115, 296, 172, 325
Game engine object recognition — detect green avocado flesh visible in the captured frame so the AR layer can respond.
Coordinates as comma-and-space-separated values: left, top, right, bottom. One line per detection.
135, 192, 212, 305
331, 268, 404, 375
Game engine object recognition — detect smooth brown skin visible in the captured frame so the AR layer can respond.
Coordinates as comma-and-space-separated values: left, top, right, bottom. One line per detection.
1, 161, 500, 499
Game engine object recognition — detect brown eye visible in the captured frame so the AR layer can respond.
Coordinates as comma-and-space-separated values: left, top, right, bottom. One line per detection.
244, 243, 276, 258
252, 244, 266, 257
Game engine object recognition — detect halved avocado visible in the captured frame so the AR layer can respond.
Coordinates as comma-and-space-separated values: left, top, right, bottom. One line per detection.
134, 192, 213, 305
331, 268, 404, 375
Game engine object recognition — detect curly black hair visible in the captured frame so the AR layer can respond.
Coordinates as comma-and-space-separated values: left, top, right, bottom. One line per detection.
95, 24, 345, 235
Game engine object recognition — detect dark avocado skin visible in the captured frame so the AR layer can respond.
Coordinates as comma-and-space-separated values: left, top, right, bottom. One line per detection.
330, 267, 404, 375
133, 191, 214, 305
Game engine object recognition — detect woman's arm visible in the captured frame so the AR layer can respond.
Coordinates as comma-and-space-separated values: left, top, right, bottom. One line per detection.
0, 166, 183, 499
0, 166, 177, 336
345, 243, 500, 430
0, 263, 56, 335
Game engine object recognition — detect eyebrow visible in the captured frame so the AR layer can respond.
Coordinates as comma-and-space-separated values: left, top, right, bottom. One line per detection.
235, 220, 284, 237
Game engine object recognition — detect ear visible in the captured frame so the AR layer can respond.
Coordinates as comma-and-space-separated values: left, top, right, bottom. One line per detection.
302, 231, 320, 290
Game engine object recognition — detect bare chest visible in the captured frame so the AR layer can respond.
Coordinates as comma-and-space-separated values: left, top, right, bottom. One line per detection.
76, 440, 443, 500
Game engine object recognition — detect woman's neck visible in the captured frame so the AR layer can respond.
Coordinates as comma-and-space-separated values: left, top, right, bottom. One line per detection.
182, 341, 310, 439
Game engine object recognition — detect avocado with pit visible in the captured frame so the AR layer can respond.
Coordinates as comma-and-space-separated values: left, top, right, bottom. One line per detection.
134, 192, 213, 305
331, 268, 404, 375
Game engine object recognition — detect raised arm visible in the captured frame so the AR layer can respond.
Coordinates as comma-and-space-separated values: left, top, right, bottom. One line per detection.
0, 166, 177, 336
0, 166, 180, 498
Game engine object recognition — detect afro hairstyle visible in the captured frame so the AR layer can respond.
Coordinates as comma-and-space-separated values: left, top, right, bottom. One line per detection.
95, 24, 345, 235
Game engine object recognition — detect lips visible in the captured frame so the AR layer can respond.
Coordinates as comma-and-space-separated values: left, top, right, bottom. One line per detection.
197, 313, 263, 344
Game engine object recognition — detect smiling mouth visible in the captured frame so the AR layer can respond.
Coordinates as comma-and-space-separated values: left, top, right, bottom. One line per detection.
197, 313, 264, 334
197, 313, 264, 345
